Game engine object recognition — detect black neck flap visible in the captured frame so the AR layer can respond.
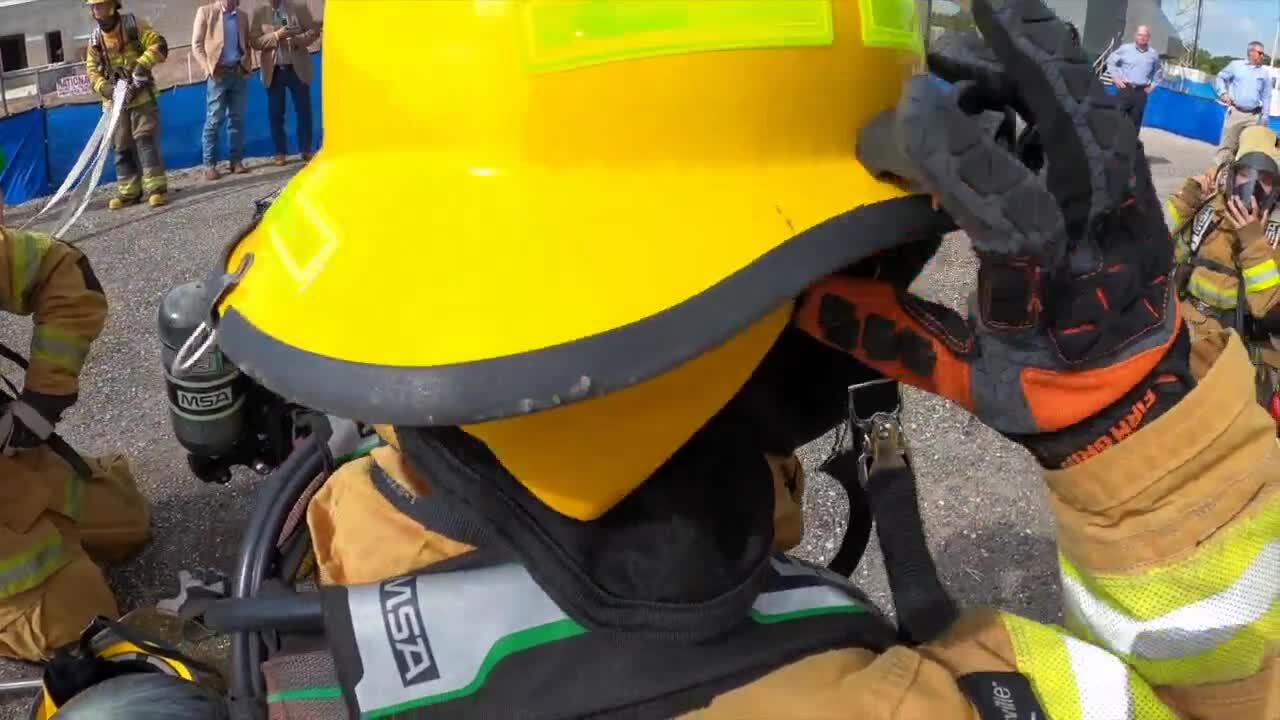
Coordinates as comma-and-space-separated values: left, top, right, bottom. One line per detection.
395, 412, 776, 643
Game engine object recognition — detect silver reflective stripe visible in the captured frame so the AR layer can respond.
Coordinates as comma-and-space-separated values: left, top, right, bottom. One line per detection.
1064, 634, 1133, 719
348, 564, 567, 714
753, 585, 859, 617
1061, 541, 1280, 660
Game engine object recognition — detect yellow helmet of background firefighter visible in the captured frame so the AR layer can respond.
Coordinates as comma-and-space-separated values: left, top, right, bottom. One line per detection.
213, 0, 931, 520
1237, 125, 1280, 165
83, 0, 116, 6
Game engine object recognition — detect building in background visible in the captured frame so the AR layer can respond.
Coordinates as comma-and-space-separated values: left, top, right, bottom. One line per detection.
0, 0, 323, 69
0, 0, 323, 114
929, 0, 1184, 63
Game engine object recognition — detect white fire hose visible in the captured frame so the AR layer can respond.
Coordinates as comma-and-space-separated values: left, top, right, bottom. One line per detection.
20, 79, 130, 241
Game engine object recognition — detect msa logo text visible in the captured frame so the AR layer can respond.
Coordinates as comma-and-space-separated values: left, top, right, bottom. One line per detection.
1267, 220, 1280, 248
175, 387, 233, 412
1189, 204, 1215, 252
380, 577, 440, 686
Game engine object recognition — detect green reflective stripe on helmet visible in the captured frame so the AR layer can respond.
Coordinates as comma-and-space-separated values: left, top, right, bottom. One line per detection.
7, 229, 51, 315
32, 326, 92, 374
1243, 259, 1280, 292
0, 533, 68, 599
859, 0, 923, 54
523, 0, 835, 74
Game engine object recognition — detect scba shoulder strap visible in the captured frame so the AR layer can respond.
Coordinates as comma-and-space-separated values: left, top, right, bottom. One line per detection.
321, 554, 895, 720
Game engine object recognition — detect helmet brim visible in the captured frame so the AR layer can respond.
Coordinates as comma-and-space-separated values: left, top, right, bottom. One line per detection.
216, 175, 950, 426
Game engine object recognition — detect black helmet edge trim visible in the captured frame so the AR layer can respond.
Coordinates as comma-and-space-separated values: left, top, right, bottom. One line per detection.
219, 195, 954, 426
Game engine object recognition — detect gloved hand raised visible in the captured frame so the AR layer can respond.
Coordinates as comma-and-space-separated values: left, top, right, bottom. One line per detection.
796, 0, 1193, 468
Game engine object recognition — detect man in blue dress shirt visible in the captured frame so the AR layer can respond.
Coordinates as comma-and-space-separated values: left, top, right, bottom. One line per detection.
192, 0, 253, 180
1108, 26, 1164, 129
1215, 41, 1275, 165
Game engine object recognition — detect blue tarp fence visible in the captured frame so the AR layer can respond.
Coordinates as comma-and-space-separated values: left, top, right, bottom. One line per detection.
1, 52, 322, 206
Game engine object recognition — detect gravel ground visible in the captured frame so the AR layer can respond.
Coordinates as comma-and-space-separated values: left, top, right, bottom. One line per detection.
0, 128, 1215, 715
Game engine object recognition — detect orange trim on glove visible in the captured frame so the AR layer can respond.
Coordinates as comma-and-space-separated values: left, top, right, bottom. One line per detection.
795, 276, 974, 412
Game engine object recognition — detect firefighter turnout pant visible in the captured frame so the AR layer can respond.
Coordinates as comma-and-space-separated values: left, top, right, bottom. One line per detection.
0, 447, 150, 661
112, 102, 167, 202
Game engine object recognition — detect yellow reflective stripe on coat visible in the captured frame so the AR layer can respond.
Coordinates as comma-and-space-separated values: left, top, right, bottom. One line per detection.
1002, 614, 1178, 719
1059, 497, 1280, 686
522, 0, 836, 74
0, 532, 67, 600
31, 326, 91, 375
1166, 199, 1183, 228
63, 468, 84, 518
5, 229, 51, 315
1242, 258, 1280, 292
1188, 273, 1239, 309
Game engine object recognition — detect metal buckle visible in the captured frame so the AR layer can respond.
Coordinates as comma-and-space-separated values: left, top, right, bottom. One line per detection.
845, 378, 907, 488
171, 253, 254, 377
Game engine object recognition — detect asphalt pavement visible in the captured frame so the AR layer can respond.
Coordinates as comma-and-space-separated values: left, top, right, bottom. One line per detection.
0, 128, 1216, 715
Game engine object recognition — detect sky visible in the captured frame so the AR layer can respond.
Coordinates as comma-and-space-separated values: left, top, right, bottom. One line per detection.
1194, 0, 1279, 57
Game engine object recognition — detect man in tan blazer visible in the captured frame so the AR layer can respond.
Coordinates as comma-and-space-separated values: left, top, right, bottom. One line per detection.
250, 0, 321, 165
192, 0, 253, 180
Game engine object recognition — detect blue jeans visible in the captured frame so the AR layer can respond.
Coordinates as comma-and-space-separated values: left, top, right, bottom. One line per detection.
267, 65, 313, 157
202, 69, 248, 167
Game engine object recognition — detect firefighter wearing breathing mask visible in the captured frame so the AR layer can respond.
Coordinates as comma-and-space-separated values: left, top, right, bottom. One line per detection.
195, 1, 1276, 717
1168, 125, 1280, 385
0, 226, 150, 662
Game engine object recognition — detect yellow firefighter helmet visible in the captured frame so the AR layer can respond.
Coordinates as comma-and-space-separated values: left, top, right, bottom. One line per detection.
1236, 125, 1280, 166
212, 0, 933, 519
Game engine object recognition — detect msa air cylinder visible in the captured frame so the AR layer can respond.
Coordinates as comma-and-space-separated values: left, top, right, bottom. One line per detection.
159, 281, 245, 458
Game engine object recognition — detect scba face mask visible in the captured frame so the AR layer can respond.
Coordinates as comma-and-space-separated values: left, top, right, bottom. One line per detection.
1232, 154, 1280, 214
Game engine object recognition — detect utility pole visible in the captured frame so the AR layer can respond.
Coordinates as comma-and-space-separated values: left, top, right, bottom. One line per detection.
1190, 0, 1204, 65
1273, 0, 1280, 67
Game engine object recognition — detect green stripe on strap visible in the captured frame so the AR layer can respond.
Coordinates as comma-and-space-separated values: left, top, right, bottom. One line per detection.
366, 619, 586, 718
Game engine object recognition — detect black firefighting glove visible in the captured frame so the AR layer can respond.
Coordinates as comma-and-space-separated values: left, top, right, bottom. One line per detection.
796, 0, 1194, 469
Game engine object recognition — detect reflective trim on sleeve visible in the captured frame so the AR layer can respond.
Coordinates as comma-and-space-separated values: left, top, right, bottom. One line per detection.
6, 230, 51, 315
0, 531, 68, 600
1002, 613, 1179, 720
1188, 273, 1239, 309
1243, 259, 1280, 292
31, 326, 92, 375
1166, 200, 1183, 228
1059, 497, 1280, 686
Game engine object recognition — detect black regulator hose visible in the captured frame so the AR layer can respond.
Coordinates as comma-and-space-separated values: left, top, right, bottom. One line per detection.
228, 434, 328, 710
